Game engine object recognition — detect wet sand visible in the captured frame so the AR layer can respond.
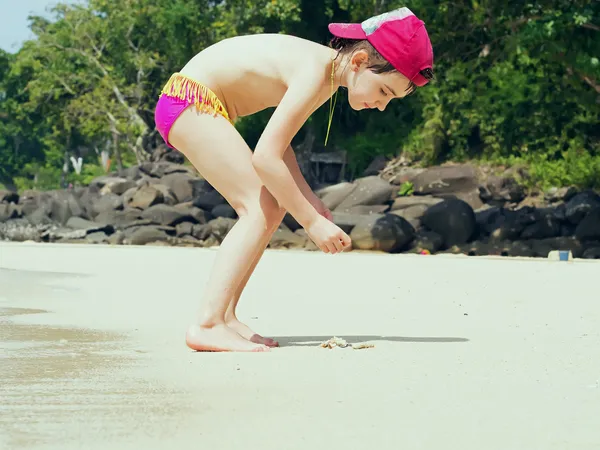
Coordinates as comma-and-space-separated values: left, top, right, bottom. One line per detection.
1, 242, 599, 449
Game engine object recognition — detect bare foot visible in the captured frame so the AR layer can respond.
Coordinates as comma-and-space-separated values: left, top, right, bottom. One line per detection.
186, 323, 270, 352
226, 318, 279, 347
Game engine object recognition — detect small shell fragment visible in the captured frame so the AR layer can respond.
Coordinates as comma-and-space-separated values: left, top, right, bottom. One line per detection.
351, 342, 375, 350
319, 336, 349, 348
319, 337, 374, 350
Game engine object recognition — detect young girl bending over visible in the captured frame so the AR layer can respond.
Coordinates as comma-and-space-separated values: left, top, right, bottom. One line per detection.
154, 7, 434, 352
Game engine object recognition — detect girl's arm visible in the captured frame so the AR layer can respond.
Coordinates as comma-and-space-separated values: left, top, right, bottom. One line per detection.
282, 145, 315, 201
252, 67, 326, 228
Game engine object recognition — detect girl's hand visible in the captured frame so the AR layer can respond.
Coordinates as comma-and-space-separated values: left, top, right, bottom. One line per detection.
308, 194, 333, 221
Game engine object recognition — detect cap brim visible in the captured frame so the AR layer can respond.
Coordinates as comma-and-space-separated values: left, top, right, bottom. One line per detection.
328, 23, 366, 40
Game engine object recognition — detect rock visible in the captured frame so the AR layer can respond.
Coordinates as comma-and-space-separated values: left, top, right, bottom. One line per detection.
85, 231, 109, 244
475, 206, 504, 237
293, 229, 319, 251
520, 215, 561, 240
0, 219, 50, 242
108, 230, 125, 245
507, 241, 536, 257
362, 155, 389, 177
459, 240, 507, 257
192, 224, 212, 240
91, 193, 123, 218
152, 146, 186, 164
389, 195, 442, 211
167, 236, 208, 248
318, 182, 356, 210
100, 178, 137, 196
78, 189, 101, 219
151, 184, 178, 206
0, 191, 19, 204
338, 204, 389, 215
41, 228, 88, 242
139, 161, 193, 178
489, 207, 538, 241
174, 203, 212, 224
140, 204, 197, 226
211, 204, 237, 219
565, 190, 600, 224
65, 217, 114, 235
202, 235, 221, 248
190, 178, 214, 197
50, 190, 85, 224
390, 167, 426, 186
122, 187, 137, 208
18, 190, 48, 216
332, 212, 384, 234
412, 164, 478, 196
350, 213, 415, 253
529, 237, 584, 258
176, 221, 194, 237
269, 228, 308, 249
95, 208, 143, 228
421, 199, 476, 248
461, 240, 535, 258
129, 185, 164, 209
551, 203, 567, 221
117, 166, 142, 181
389, 205, 427, 230
412, 230, 444, 253
560, 223, 576, 237
122, 219, 159, 229
192, 190, 226, 211
278, 222, 292, 232
545, 186, 578, 203
574, 207, 600, 241
436, 189, 484, 210
27, 206, 54, 226
89, 175, 127, 191
159, 173, 196, 203
478, 175, 525, 205
582, 247, 600, 259
136, 175, 161, 187
126, 226, 171, 246
208, 217, 237, 241
0, 204, 18, 222
335, 176, 395, 211
282, 213, 301, 232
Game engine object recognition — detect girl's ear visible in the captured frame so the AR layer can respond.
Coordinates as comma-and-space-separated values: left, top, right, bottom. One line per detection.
350, 49, 369, 71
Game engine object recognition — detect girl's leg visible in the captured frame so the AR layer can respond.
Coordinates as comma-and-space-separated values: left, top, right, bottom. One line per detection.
225, 212, 285, 347
168, 107, 283, 352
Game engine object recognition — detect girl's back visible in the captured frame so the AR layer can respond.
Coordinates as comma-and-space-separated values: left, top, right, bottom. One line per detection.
179, 34, 333, 120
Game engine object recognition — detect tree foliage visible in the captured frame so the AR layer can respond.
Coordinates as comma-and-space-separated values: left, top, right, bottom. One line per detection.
0, 0, 598, 190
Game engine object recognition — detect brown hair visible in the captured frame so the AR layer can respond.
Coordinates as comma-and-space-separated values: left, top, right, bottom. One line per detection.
330, 37, 434, 95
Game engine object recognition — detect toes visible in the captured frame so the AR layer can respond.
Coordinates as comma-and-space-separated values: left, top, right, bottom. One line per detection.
265, 339, 279, 347
253, 345, 271, 352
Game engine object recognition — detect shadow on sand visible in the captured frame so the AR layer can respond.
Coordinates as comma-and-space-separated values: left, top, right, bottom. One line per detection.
271, 335, 469, 347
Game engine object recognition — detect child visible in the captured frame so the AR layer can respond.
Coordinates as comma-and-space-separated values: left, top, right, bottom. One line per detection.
154, 7, 434, 352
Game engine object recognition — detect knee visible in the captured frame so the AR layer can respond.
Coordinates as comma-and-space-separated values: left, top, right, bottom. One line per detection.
233, 191, 285, 231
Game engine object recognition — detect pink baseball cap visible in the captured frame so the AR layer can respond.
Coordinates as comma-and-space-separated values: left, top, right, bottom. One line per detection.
329, 7, 434, 87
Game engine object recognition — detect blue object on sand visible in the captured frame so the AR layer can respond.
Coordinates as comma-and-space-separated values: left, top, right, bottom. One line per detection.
559, 251, 570, 261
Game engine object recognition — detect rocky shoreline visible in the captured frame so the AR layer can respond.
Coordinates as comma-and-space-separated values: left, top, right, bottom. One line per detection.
1, 159, 600, 259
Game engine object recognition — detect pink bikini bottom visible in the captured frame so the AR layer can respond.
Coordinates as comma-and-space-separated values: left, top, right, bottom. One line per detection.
154, 72, 232, 149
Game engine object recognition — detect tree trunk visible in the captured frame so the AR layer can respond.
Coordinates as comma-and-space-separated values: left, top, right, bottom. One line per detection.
295, 122, 318, 188
113, 129, 123, 171
0, 175, 17, 192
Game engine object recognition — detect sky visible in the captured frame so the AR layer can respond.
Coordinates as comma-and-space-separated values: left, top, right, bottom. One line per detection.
0, 0, 78, 53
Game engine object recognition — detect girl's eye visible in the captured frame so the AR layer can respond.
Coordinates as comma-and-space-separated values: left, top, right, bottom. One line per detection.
381, 89, 388, 96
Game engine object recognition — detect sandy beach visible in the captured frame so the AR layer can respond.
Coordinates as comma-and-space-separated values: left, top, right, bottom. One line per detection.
1, 242, 599, 449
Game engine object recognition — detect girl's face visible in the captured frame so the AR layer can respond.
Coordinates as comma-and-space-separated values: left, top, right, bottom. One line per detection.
344, 50, 412, 111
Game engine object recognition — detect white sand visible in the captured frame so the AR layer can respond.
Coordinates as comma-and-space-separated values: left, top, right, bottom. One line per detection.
1, 242, 599, 450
